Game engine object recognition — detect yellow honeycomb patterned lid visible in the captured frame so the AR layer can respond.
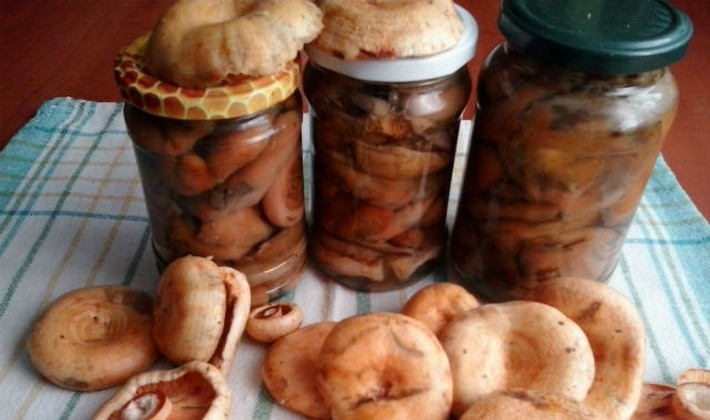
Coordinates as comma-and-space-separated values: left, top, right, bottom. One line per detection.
114, 34, 300, 120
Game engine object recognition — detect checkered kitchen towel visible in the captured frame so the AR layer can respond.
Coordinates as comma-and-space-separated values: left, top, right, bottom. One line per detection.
1, 98, 708, 419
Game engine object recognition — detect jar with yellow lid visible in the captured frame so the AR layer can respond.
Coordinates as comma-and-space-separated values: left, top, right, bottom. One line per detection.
450, 0, 693, 301
114, 35, 308, 305
304, 1, 478, 291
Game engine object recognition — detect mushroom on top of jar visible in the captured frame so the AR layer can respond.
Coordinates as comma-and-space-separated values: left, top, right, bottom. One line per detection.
114, 0, 324, 303
303, 0, 478, 290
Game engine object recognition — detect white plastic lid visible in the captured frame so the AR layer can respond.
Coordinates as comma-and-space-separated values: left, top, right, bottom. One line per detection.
305, 5, 479, 83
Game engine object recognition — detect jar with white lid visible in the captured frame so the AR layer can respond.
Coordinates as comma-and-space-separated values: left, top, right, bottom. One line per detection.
450, 0, 693, 301
304, 3, 478, 291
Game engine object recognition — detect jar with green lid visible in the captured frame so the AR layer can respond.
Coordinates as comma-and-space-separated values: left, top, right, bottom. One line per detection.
114, 35, 308, 306
450, 0, 693, 301
304, 3, 478, 291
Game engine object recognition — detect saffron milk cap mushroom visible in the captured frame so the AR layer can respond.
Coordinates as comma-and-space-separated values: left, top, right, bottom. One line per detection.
261, 322, 337, 419
439, 301, 596, 416
27, 286, 158, 391
673, 368, 710, 420
144, 0, 323, 87
92, 360, 231, 420
312, 0, 464, 61
459, 389, 602, 420
632, 383, 677, 419
402, 282, 479, 336
525, 277, 646, 420
153, 255, 251, 374
246, 302, 304, 343
317, 312, 453, 420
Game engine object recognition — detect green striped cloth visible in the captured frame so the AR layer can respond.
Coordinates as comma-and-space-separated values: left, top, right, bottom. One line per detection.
1, 98, 708, 419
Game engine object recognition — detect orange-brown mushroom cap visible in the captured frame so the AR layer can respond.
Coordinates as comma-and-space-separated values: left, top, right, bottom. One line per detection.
317, 312, 453, 420
27, 286, 158, 392
261, 321, 336, 419
440, 301, 596, 416
525, 277, 646, 420
92, 361, 231, 420
402, 282, 479, 336
247, 302, 304, 343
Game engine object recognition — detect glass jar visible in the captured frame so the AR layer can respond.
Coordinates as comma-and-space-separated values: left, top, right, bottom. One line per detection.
115, 35, 307, 305
450, 0, 693, 301
304, 6, 478, 291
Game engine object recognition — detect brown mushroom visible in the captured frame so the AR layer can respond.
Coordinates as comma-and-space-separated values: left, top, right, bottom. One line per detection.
439, 301, 596, 416
525, 277, 646, 420
261, 322, 336, 419
631, 369, 710, 419
92, 361, 231, 420
673, 382, 710, 420
402, 282, 479, 336
27, 286, 158, 391
246, 302, 304, 343
673, 368, 710, 420
631, 383, 677, 419
152, 255, 251, 374
317, 312, 453, 420
459, 389, 602, 420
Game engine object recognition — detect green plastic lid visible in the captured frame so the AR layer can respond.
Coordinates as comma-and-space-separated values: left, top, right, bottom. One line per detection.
499, 0, 693, 74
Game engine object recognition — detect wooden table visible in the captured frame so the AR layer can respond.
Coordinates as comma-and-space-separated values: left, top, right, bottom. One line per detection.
1, 0, 708, 218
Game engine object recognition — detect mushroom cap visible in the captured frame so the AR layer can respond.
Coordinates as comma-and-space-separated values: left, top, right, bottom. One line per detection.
153, 256, 228, 364
313, 0, 463, 60
143, 0, 323, 87
27, 286, 158, 391
317, 312, 453, 420
246, 302, 304, 343
632, 383, 677, 419
93, 361, 231, 420
525, 277, 646, 420
439, 301, 596, 416
210, 264, 251, 374
261, 321, 336, 419
673, 382, 710, 420
673, 368, 710, 420
153, 255, 251, 375
459, 389, 602, 420
402, 282, 479, 336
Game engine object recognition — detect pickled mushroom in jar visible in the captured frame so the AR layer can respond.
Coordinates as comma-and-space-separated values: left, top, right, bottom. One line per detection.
450, 44, 679, 301
306, 68, 471, 289
114, 0, 326, 303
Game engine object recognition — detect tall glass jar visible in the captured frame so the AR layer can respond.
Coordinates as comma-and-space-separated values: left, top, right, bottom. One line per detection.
450, 0, 693, 301
115, 35, 308, 305
304, 6, 478, 291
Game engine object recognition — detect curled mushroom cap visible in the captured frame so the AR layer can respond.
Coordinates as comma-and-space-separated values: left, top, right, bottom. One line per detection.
439, 301, 596, 416
317, 312, 453, 420
246, 302, 304, 343
525, 277, 646, 420
27, 286, 158, 391
673, 368, 710, 420
144, 0, 323, 87
459, 389, 602, 420
673, 382, 710, 420
402, 282, 479, 336
261, 322, 337, 419
93, 361, 231, 420
153, 255, 251, 374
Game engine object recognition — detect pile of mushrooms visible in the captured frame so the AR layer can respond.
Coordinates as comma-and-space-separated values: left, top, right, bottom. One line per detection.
26, 254, 313, 419
256, 279, 710, 419
27, 255, 274, 419
25, 254, 708, 419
